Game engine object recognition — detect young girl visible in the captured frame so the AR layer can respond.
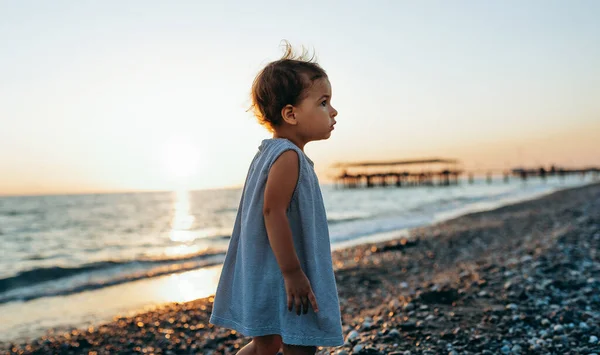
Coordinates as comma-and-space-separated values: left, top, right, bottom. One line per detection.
209, 44, 343, 355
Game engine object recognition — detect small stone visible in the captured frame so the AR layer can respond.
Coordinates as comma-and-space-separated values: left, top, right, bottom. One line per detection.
553, 324, 564, 332
500, 344, 511, 354
403, 303, 415, 311
400, 282, 409, 288
580, 322, 590, 331
449, 351, 459, 355
425, 314, 436, 321
399, 321, 417, 330
361, 321, 372, 330
389, 299, 401, 309
345, 330, 360, 342
388, 329, 401, 337
336, 351, 349, 355
590, 335, 599, 344
506, 303, 518, 311
512, 344, 522, 353
521, 255, 533, 263
541, 319, 550, 326
352, 344, 364, 354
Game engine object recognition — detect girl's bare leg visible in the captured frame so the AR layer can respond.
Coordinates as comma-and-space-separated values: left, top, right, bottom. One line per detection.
236, 334, 282, 355
282, 344, 317, 355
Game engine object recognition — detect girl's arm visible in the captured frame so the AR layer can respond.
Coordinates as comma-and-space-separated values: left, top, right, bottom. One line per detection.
263, 150, 302, 275
263, 150, 318, 315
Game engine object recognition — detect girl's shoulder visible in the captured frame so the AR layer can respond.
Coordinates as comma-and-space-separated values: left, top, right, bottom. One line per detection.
258, 138, 314, 170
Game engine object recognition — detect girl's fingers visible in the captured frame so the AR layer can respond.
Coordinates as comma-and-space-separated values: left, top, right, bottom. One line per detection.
302, 296, 309, 314
287, 289, 318, 315
295, 296, 302, 315
309, 291, 319, 313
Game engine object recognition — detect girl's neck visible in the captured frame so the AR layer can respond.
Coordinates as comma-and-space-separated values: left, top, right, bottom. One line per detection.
272, 133, 305, 151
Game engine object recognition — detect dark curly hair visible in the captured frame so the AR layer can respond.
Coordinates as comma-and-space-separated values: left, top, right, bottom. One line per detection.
250, 41, 328, 132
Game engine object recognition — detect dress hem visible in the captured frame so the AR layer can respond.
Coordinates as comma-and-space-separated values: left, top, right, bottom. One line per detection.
209, 314, 344, 347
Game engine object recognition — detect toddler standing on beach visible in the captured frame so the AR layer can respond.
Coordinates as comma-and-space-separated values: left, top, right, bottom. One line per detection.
208, 43, 344, 355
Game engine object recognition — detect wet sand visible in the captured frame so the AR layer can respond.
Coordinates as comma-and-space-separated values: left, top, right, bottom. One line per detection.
4, 182, 600, 354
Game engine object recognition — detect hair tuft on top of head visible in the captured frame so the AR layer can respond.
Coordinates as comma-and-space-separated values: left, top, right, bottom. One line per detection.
279, 40, 318, 63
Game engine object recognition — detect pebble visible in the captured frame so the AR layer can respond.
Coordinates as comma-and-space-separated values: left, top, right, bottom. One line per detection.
388, 329, 401, 337
590, 335, 598, 344
403, 303, 415, 311
352, 344, 364, 354
345, 330, 360, 342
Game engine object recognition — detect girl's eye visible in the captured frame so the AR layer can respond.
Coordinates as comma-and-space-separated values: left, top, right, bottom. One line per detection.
321, 100, 327, 107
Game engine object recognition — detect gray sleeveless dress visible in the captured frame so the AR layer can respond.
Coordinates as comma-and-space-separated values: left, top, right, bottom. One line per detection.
209, 138, 344, 347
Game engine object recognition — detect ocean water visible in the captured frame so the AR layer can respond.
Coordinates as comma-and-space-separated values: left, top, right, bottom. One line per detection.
0, 174, 597, 341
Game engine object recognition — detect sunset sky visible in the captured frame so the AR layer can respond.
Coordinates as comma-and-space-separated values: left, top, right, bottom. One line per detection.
1, 0, 599, 196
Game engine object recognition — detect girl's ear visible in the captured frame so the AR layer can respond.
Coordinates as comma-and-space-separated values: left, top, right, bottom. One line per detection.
281, 104, 298, 126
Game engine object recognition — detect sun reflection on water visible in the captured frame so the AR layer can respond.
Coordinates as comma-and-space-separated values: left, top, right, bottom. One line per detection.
154, 266, 223, 303
171, 190, 195, 237
156, 191, 224, 303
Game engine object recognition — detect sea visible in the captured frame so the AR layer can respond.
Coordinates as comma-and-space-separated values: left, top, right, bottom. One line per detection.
0, 174, 597, 342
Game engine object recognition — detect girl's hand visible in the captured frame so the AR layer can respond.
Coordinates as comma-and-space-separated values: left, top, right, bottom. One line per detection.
283, 268, 319, 315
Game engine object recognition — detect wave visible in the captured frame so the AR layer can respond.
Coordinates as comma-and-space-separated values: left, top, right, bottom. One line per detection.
0, 207, 45, 217
0, 250, 226, 295
0, 253, 226, 304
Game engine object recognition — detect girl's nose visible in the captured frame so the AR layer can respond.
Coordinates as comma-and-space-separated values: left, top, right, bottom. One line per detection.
331, 106, 338, 118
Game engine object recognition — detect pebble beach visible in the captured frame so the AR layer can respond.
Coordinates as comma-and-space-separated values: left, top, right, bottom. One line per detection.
4, 182, 600, 355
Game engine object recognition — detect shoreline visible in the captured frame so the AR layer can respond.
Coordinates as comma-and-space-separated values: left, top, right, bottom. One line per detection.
4, 182, 600, 354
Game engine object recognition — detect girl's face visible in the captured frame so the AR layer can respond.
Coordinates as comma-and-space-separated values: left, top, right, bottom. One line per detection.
294, 78, 338, 142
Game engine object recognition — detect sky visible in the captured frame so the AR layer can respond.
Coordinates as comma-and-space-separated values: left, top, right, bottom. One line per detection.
1, 0, 599, 196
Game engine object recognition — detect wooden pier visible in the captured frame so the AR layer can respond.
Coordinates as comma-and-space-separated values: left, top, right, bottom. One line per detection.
511, 166, 600, 180
333, 158, 600, 189
333, 158, 463, 188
